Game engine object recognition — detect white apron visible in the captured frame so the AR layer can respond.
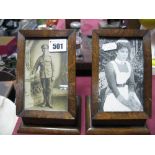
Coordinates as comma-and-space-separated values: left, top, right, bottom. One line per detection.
103, 61, 142, 112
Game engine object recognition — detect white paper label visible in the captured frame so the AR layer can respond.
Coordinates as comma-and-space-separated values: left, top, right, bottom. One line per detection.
49, 39, 67, 52
102, 42, 117, 51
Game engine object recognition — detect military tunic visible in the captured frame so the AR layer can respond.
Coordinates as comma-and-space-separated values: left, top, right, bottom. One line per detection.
33, 54, 53, 79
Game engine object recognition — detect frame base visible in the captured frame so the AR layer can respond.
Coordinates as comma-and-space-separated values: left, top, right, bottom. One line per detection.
17, 96, 81, 135
17, 122, 80, 135
86, 96, 150, 135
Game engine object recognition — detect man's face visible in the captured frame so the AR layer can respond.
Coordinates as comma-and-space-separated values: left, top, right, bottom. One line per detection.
42, 47, 49, 55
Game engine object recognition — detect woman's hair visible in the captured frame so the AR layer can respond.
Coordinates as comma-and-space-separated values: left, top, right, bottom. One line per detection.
116, 39, 131, 53
116, 39, 131, 60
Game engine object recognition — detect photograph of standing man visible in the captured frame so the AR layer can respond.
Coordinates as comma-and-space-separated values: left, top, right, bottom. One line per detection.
32, 44, 54, 108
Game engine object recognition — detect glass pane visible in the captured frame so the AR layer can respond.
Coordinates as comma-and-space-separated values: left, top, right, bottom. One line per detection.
98, 38, 144, 112
24, 39, 68, 111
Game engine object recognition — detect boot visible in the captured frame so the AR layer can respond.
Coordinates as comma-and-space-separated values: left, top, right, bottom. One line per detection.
47, 93, 53, 108
47, 104, 53, 108
41, 102, 46, 107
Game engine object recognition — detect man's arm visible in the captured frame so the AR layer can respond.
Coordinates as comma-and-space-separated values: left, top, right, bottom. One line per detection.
51, 59, 54, 80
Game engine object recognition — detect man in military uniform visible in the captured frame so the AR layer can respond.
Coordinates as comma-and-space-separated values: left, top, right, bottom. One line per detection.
32, 44, 54, 108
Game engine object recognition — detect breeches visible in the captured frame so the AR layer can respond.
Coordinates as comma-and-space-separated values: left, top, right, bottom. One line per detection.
41, 78, 52, 93
41, 78, 52, 104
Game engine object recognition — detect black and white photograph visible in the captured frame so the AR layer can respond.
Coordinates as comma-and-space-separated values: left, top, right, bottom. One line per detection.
99, 38, 144, 112
24, 39, 68, 111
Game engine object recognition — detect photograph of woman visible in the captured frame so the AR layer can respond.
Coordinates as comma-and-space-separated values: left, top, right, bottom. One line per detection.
99, 39, 143, 112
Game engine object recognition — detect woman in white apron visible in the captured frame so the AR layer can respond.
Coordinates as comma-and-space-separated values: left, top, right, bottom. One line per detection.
103, 39, 143, 112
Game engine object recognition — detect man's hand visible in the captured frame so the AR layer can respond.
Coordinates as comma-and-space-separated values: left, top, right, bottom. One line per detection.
30, 73, 35, 79
30, 70, 36, 79
51, 76, 55, 82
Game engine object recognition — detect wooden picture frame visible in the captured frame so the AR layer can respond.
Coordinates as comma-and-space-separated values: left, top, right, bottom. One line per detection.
86, 29, 152, 134
16, 30, 80, 134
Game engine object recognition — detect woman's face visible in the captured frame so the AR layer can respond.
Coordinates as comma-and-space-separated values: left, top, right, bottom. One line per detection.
116, 47, 129, 61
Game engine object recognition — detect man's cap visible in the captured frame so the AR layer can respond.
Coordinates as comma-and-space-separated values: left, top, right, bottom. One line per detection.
41, 44, 49, 49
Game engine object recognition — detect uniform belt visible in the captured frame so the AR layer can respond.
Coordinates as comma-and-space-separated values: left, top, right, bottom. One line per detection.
116, 83, 126, 87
